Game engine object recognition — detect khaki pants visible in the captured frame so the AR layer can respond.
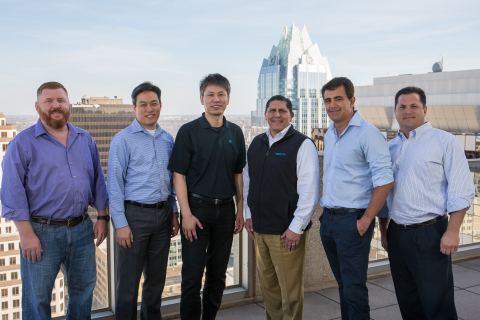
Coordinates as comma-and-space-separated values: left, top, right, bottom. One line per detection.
254, 231, 308, 320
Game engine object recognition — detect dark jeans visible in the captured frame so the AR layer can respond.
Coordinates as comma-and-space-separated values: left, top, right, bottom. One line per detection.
388, 218, 457, 320
320, 209, 375, 320
115, 202, 173, 320
21, 216, 96, 320
180, 196, 236, 320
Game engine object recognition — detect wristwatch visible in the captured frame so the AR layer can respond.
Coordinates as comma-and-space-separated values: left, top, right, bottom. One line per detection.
97, 215, 110, 222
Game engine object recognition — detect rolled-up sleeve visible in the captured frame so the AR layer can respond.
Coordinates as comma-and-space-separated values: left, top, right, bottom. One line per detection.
90, 137, 109, 210
444, 137, 475, 213
1, 139, 31, 221
107, 135, 129, 229
362, 128, 393, 188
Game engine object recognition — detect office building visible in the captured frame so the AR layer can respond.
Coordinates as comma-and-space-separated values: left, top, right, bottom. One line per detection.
70, 97, 136, 177
253, 24, 332, 137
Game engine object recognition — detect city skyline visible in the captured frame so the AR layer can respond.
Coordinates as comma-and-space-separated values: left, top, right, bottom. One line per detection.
1, 1, 479, 116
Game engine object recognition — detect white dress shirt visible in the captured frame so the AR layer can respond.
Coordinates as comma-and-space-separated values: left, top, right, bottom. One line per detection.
243, 125, 320, 234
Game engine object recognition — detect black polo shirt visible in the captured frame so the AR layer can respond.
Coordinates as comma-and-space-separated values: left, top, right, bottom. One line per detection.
168, 113, 246, 199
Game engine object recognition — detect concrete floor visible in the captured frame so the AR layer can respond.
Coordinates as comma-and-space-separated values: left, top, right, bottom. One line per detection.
173, 257, 480, 320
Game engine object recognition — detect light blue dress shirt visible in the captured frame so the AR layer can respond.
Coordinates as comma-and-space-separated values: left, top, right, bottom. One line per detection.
107, 119, 177, 229
379, 122, 475, 225
320, 111, 393, 209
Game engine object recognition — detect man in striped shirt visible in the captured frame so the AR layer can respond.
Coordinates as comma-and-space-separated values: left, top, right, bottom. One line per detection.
107, 82, 179, 319
379, 86, 475, 320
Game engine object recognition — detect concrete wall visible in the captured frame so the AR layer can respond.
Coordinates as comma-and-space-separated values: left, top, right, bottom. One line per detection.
252, 154, 337, 301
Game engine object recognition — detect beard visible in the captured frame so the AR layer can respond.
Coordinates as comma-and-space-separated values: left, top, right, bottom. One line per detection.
38, 107, 70, 130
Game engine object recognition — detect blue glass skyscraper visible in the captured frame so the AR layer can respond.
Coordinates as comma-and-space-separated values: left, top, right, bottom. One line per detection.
253, 24, 332, 137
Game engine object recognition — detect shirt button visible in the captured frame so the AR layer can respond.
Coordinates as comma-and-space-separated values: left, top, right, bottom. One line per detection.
328, 183, 330, 185
74, 176, 76, 178
396, 209, 398, 211
335, 143, 338, 145
70, 162, 73, 165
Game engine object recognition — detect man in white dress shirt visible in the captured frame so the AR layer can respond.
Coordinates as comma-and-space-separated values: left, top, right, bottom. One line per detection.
244, 95, 320, 320
379, 86, 475, 320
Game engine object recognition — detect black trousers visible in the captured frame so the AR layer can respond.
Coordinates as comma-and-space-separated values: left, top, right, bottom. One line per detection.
115, 202, 173, 320
180, 196, 236, 320
388, 218, 457, 320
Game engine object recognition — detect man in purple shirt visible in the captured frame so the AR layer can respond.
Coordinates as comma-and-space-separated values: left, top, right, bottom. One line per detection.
1, 82, 109, 319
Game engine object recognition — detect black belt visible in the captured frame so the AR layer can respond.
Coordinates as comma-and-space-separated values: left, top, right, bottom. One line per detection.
189, 193, 233, 205
125, 200, 166, 209
30, 212, 88, 227
394, 214, 448, 230
325, 207, 366, 214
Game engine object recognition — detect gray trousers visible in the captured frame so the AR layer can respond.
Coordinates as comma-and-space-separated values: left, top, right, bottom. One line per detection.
115, 202, 173, 320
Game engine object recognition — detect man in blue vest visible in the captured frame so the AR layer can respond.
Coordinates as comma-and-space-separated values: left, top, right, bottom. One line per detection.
244, 95, 320, 319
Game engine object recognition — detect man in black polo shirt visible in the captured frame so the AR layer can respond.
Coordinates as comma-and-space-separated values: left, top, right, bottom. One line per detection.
169, 73, 246, 320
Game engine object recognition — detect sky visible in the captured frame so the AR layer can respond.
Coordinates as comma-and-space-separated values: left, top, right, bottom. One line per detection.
0, 0, 479, 116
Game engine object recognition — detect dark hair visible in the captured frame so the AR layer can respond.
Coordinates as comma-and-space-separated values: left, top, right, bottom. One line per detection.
321, 77, 354, 100
37, 82, 68, 97
131, 82, 161, 106
199, 73, 231, 96
265, 95, 293, 113
394, 86, 426, 109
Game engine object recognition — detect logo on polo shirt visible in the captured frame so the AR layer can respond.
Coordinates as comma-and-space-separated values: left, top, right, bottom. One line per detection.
276, 153, 286, 155
229, 140, 232, 143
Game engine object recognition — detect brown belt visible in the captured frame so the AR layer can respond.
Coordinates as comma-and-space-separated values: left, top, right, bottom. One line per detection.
30, 213, 88, 227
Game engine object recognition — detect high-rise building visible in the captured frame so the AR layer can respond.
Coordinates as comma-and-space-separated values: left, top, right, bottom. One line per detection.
253, 24, 332, 137
70, 97, 136, 177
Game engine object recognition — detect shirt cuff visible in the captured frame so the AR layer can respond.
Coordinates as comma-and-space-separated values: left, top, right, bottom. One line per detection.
372, 173, 394, 189
288, 217, 308, 234
111, 213, 129, 229
1, 208, 30, 221
92, 197, 109, 211
447, 197, 473, 214
245, 206, 252, 220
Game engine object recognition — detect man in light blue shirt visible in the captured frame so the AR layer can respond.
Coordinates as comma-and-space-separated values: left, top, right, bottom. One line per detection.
107, 82, 179, 320
320, 77, 393, 320
379, 86, 474, 320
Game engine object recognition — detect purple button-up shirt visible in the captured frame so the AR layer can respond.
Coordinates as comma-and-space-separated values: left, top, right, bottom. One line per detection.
1, 119, 109, 221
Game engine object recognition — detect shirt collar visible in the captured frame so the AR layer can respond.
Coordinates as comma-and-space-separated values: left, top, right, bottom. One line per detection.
397, 121, 432, 140
329, 110, 362, 135
199, 112, 229, 129
267, 124, 291, 140
132, 118, 162, 136
34, 119, 79, 138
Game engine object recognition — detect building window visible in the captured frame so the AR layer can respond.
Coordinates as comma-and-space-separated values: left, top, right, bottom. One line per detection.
52, 305, 56, 313
52, 293, 56, 301
8, 243, 14, 251
0, 274, 6, 281
2, 314, 8, 320
0, 244, 3, 251
12, 300, 19, 308
5, 227, 11, 234
12, 287, 19, 296
60, 303, 64, 311
2, 301, 8, 310
60, 279, 63, 287
1, 132, 6, 138
13, 313, 19, 320
9, 257, 16, 265
2, 145, 6, 152
12, 132, 16, 137
1, 289, 7, 297
0, 259, 4, 266
60, 292, 63, 299
11, 272, 18, 280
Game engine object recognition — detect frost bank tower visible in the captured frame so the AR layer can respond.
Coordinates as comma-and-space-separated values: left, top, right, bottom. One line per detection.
252, 24, 332, 137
